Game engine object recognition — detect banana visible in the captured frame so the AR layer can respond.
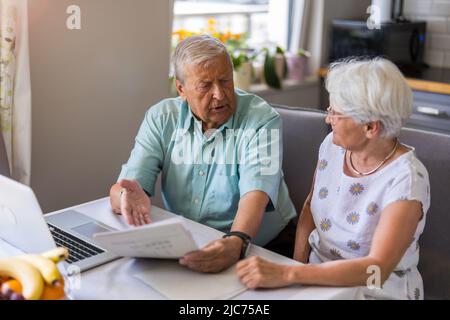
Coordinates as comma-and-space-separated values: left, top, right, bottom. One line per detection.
17, 254, 62, 285
41, 247, 69, 263
0, 258, 44, 300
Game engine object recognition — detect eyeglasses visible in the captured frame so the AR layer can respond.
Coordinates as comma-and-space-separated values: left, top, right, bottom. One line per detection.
326, 106, 350, 123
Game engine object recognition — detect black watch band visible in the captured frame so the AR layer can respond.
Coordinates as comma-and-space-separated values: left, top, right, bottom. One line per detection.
222, 231, 251, 260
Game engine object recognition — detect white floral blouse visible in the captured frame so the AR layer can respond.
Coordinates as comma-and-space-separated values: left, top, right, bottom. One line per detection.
309, 133, 430, 300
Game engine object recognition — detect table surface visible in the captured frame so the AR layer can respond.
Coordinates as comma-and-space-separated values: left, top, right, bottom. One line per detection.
0, 197, 362, 300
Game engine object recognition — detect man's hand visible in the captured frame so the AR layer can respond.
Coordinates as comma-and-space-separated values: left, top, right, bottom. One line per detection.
113, 179, 152, 226
236, 256, 293, 289
179, 236, 243, 273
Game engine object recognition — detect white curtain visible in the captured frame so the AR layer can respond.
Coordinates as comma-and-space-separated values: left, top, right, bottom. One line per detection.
288, 0, 311, 53
0, 0, 31, 184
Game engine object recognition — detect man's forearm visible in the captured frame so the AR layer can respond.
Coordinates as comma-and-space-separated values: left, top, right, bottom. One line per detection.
231, 191, 269, 238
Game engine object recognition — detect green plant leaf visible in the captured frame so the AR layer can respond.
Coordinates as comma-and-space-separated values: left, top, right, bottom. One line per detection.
264, 50, 281, 89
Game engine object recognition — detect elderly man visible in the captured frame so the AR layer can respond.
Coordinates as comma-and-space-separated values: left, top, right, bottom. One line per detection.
110, 34, 296, 273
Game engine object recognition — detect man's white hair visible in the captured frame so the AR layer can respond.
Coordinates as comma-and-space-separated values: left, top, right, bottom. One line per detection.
325, 57, 413, 138
172, 34, 232, 83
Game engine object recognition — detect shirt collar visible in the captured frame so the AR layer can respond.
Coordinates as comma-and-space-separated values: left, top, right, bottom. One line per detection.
180, 100, 235, 135
180, 100, 194, 135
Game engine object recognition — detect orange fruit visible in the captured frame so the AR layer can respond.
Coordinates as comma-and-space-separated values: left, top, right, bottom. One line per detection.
1, 279, 23, 295
40, 278, 66, 300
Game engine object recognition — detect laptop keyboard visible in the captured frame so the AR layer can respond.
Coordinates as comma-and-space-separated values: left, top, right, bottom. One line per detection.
48, 223, 105, 264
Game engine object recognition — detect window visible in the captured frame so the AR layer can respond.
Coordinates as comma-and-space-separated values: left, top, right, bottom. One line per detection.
173, 0, 272, 50
171, 0, 310, 90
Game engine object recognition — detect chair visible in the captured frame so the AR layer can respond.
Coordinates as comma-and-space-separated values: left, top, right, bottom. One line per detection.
272, 105, 329, 213
0, 130, 10, 177
399, 128, 450, 299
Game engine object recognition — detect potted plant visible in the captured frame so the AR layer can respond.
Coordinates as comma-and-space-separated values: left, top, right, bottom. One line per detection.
286, 49, 311, 82
231, 50, 256, 91
263, 46, 288, 90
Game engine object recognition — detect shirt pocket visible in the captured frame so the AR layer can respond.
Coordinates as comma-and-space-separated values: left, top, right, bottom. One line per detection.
205, 170, 239, 218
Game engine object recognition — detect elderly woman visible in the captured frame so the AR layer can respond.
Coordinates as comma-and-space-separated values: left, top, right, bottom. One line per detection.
236, 57, 430, 300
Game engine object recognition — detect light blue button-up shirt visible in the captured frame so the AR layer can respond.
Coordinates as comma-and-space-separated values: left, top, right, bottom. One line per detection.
118, 89, 296, 245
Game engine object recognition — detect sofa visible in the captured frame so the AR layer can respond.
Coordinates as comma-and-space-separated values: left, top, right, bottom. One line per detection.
273, 105, 450, 300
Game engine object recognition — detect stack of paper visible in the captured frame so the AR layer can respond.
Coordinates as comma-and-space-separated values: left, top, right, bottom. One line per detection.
93, 217, 199, 259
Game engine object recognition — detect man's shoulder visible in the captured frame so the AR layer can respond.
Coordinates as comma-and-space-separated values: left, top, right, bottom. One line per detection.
145, 97, 183, 119
235, 89, 280, 126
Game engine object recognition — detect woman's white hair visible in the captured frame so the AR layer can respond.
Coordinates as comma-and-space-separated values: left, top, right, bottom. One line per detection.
172, 34, 232, 83
325, 57, 413, 138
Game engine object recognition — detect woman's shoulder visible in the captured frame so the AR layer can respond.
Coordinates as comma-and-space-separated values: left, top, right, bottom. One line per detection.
319, 132, 344, 157
383, 148, 430, 210
390, 147, 429, 181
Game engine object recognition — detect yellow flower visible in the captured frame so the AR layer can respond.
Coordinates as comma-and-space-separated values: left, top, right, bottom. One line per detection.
207, 18, 216, 26
172, 19, 245, 49
206, 18, 217, 33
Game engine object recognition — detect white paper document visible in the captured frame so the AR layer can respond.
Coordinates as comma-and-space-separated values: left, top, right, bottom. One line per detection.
93, 217, 199, 259
133, 260, 247, 300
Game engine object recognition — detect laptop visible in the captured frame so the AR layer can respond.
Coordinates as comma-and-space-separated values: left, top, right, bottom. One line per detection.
0, 174, 119, 272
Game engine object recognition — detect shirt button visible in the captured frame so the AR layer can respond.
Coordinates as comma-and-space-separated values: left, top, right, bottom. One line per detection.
199, 171, 205, 176
194, 198, 199, 204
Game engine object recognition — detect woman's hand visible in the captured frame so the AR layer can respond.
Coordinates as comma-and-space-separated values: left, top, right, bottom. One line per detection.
236, 256, 294, 289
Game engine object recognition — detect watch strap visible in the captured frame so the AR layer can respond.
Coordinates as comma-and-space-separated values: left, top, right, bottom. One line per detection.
222, 231, 251, 259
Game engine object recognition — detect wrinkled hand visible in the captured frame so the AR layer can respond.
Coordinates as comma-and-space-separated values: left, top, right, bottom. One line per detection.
179, 237, 242, 273
236, 256, 293, 289
117, 179, 151, 226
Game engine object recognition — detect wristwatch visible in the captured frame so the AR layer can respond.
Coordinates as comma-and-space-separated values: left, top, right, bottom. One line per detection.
222, 231, 251, 260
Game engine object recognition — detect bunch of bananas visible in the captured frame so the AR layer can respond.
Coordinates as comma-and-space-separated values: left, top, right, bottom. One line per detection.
0, 247, 69, 300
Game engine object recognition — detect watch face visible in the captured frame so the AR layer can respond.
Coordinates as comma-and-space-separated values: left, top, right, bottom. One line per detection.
241, 241, 251, 259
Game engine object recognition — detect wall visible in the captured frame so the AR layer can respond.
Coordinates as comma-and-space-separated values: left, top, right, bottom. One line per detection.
28, 0, 173, 212
404, 0, 450, 68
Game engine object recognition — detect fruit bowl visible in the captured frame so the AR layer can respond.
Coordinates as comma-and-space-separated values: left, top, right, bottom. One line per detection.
0, 247, 70, 300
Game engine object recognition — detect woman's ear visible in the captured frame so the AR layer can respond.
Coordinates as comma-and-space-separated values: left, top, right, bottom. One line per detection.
364, 121, 382, 138
175, 79, 186, 100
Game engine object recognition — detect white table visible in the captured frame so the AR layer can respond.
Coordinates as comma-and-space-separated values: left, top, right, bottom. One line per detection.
0, 197, 362, 300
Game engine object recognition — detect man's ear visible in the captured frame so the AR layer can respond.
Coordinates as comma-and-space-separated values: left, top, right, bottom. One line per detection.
175, 79, 186, 100
364, 121, 382, 139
